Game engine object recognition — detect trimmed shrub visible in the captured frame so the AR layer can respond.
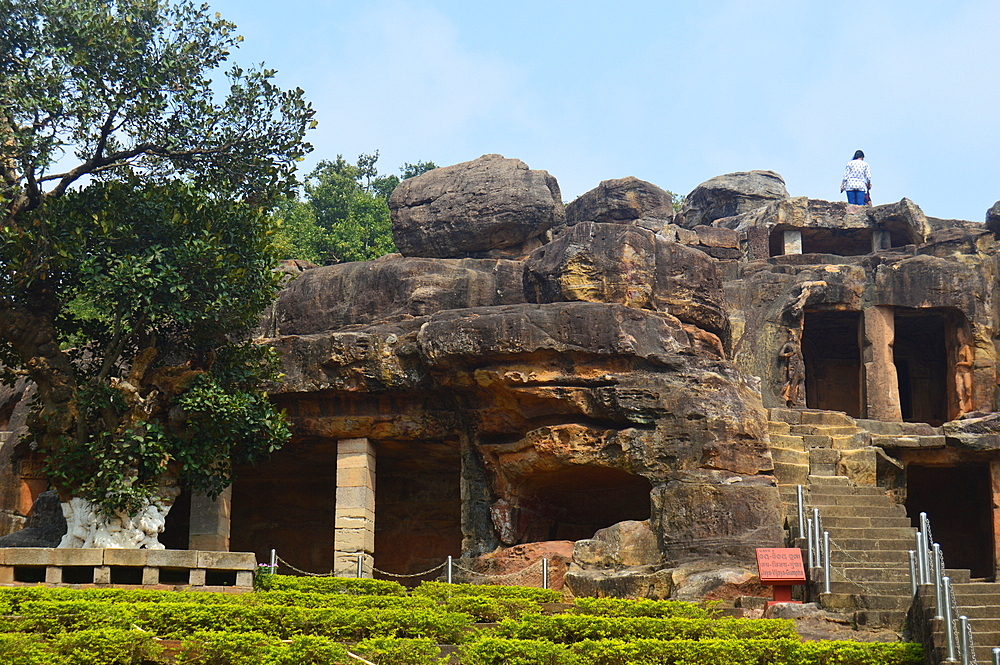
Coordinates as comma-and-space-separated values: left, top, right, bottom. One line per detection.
0, 634, 54, 665
460, 637, 577, 665
571, 638, 801, 665
353, 637, 448, 665
797, 640, 923, 665
442, 596, 538, 622
50, 629, 164, 665
256, 575, 406, 596
178, 631, 283, 665
496, 615, 799, 643
276, 635, 350, 665
572, 598, 709, 619
413, 581, 561, 603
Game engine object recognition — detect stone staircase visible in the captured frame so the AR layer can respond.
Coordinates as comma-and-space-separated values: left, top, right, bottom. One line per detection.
771, 408, 921, 628
913, 581, 1000, 663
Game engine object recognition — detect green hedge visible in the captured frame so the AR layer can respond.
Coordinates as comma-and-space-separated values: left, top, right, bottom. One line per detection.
7, 600, 473, 643
496, 615, 799, 643
255, 575, 407, 596
0, 629, 162, 665
353, 637, 448, 665
413, 581, 561, 603
572, 598, 710, 619
460, 638, 923, 665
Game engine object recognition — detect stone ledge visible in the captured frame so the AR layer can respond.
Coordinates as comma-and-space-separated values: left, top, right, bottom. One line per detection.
0, 549, 256, 589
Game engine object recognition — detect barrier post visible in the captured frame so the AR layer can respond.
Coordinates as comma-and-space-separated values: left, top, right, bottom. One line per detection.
822, 531, 831, 594
796, 485, 805, 538
933, 543, 944, 620
269, 549, 277, 575
542, 558, 549, 590
356, 554, 364, 579
959, 615, 970, 665
813, 509, 822, 568
908, 551, 917, 596
447, 555, 453, 584
943, 576, 957, 662
806, 517, 815, 569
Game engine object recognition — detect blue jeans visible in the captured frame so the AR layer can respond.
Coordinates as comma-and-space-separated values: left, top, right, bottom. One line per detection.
847, 189, 866, 205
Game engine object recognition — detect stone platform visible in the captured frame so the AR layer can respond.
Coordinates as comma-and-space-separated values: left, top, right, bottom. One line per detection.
0, 548, 256, 589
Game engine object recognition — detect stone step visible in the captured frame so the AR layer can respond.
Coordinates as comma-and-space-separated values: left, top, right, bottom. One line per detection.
771, 447, 808, 465
854, 609, 908, 628
830, 433, 870, 450
768, 421, 791, 435
947, 605, 1000, 619
768, 408, 803, 424
833, 566, 910, 585
791, 424, 862, 437
773, 461, 809, 486
953, 582, 1000, 596
805, 484, 888, 496
807, 475, 851, 486
797, 506, 908, 521
815, 516, 912, 529
827, 549, 913, 564
800, 410, 857, 427
818, 592, 913, 611
826, 580, 912, 595
802, 493, 896, 507
770, 433, 806, 449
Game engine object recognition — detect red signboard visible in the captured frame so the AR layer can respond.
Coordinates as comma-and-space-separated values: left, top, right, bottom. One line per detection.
755, 548, 806, 584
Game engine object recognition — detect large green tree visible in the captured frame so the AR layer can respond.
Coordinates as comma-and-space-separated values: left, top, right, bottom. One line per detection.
0, 0, 314, 543
273, 155, 437, 264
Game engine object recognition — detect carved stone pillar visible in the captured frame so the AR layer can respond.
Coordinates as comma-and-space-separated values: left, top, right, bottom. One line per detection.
188, 487, 231, 551
783, 230, 802, 255
862, 306, 902, 421
334, 438, 375, 576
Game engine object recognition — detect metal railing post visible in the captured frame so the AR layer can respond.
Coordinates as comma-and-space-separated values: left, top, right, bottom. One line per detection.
796, 485, 805, 538
822, 531, 831, 594
447, 555, 453, 584
813, 508, 822, 568
542, 558, 549, 590
269, 549, 277, 575
933, 543, 944, 620
959, 615, 970, 665
908, 551, 918, 596
357, 554, 364, 579
992, 646, 999, 665
806, 517, 815, 569
915, 531, 927, 585
943, 576, 957, 662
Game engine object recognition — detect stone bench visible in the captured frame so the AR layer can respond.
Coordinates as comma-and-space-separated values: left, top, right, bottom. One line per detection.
0, 548, 256, 588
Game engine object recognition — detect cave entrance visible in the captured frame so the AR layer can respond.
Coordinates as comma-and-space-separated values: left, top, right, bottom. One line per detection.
802, 310, 863, 417
511, 467, 652, 543
374, 439, 462, 583
893, 308, 964, 425
906, 464, 994, 579
230, 437, 338, 574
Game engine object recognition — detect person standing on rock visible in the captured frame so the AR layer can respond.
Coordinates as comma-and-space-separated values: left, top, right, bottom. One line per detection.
840, 150, 871, 205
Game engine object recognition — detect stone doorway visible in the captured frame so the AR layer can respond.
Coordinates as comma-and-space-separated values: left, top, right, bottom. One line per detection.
373, 439, 462, 580
802, 310, 863, 418
159, 489, 191, 550
905, 463, 994, 579
501, 467, 653, 544
893, 308, 956, 426
230, 438, 338, 574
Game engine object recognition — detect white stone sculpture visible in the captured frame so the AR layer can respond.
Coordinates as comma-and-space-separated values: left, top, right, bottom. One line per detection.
58, 497, 171, 549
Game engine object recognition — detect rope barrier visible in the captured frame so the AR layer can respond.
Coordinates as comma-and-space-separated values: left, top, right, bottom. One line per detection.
370, 562, 447, 578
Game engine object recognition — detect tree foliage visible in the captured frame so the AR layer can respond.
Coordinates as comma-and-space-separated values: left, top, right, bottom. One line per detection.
272, 155, 437, 264
0, 0, 313, 515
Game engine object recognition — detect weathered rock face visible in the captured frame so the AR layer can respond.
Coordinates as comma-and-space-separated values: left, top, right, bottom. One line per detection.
259, 167, 783, 595
389, 154, 564, 259
0, 491, 65, 548
564, 177, 675, 227
987, 201, 1000, 237
680, 170, 788, 229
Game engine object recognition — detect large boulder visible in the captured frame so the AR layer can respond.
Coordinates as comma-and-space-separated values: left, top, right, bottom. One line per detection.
0, 491, 66, 547
564, 177, 675, 227
523, 222, 729, 340
389, 154, 564, 259
258, 255, 525, 337
679, 170, 788, 229
987, 201, 1000, 237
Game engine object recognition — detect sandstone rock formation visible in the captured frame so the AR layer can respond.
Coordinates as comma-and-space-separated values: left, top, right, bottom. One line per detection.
0, 491, 65, 548
389, 154, 564, 259
564, 176, 675, 229
679, 170, 788, 229
987, 200, 1000, 237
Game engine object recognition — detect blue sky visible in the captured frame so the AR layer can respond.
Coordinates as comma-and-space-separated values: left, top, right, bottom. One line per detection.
208, 0, 1000, 222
